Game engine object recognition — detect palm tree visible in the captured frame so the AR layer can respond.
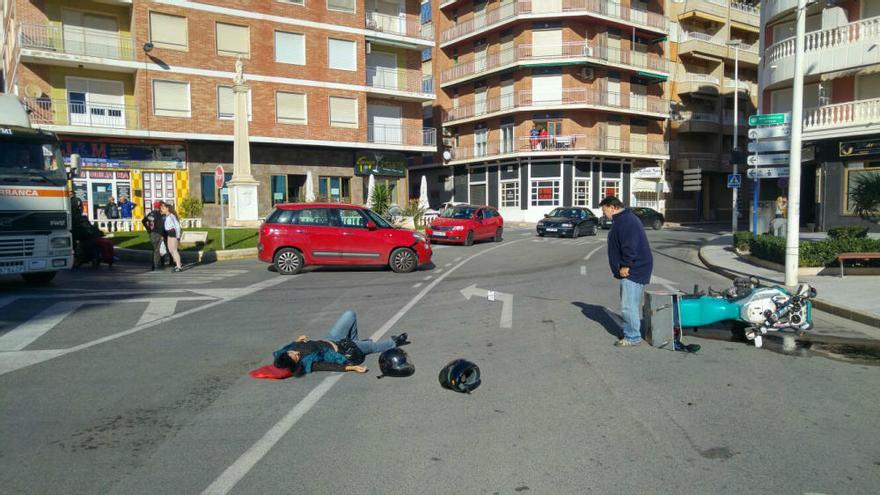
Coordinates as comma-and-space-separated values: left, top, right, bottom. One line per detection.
369, 184, 391, 216
849, 172, 880, 223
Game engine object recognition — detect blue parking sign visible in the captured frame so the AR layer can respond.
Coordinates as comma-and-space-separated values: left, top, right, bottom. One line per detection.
727, 173, 742, 188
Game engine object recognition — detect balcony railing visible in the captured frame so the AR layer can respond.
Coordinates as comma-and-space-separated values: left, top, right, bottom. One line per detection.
440, 41, 667, 84
766, 16, 880, 66
441, 0, 667, 44
19, 23, 136, 60
730, 2, 760, 16
678, 73, 721, 85
25, 98, 138, 129
681, 31, 760, 54
803, 97, 880, 134
445, 88, 668, 123
367, 124, 436, 147
721, 110, 748, 125
679, 111, 720, 123
450, 135, 668, 161
365, 12, 433, 40
365, 66, 434, 94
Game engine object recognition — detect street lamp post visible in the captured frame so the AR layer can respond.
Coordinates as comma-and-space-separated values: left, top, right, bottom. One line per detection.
726, 39, 742, 234
786, 0, 808, 286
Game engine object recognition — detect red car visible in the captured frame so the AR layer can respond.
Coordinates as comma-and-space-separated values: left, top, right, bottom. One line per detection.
258, 203, 432, 274
425, 204, 504, 245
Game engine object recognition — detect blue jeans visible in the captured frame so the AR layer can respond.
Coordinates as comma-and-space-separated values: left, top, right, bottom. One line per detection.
325, 310, 394, 355
620, 278, 646, 343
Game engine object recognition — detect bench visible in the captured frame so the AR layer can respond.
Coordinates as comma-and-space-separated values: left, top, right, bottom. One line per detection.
180, 231, 209, 245
836, 252, 880, 278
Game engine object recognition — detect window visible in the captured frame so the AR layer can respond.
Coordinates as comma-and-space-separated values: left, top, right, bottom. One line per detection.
531, 179, 560, 206
278, 0, 304, 5
574, 178, 591, 207
328, 0, 355, 13
152, 80, 190, 117
275, 31, 305, 65
845, 166, 880, 214
329, 96, 358, 128
217, 86, 252, 120
276, 92, 307, 124
295, 208, 332, 226
318, 176, 351, 202
421, 2, 432, 23
328, 38, 356, 71
474, 128, 488, 157
501, 181, 519, 208
271, 175, 287, 206
601, 178, 621, 199
339, 208, 368, 227
266, 208, 297, 224
200, 172, 232, 203
500, 124, 514, 153
149, 12, 187, 50
216, 22, 250, 57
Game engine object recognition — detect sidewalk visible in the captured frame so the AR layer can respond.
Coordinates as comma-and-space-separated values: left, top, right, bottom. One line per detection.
699, 235, 880, 336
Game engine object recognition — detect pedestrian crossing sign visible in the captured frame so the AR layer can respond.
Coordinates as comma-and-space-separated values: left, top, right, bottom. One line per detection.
727, 174, 742, 189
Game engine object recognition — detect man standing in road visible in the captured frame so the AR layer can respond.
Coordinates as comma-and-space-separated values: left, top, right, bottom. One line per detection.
600, 196, 653, 347
142, 201, 166, 271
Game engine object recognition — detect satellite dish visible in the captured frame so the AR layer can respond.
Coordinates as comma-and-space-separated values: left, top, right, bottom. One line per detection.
442, 150, 452, 162
24, 84, 43, 99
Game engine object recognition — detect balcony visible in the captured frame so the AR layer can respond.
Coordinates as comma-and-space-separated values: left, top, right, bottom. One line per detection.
440, 0, 668, 47
449, 135, 669, 163
365, 12, 434, 44
675, 111, 720, 133
764, 16, 880, 88
26, 98, 139, 130
18, 23, 136, 66
802, 97, 880, 141
365, 66, 434, 100
729, 2, 760, 29
678, 0, 728, 24
676, 73, 720, 95
721, 110, 748, 133
722, 78, 757, 97
367, 124, 437, 147
443, 87, 669, 124
440, 41, 668, 86
679, 31, 759, 66
763, 0, 797, 24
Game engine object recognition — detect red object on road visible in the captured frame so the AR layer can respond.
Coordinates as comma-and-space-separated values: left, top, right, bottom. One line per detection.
214, 166, 225, 189
95, 238, 114, 264
425, 204, 504, 246
257, 203, 432, 275
249, 364, 293, 380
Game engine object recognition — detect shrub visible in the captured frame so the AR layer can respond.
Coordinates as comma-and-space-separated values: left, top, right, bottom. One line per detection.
848, 172, 880, 222
369, 184, 391, 216
733, 231, 754, 251
827, 225, 868, 240
402, 199, 425, 227
179, 196, 204, 219
751, 235, 880, 267
749, 235, 785, 264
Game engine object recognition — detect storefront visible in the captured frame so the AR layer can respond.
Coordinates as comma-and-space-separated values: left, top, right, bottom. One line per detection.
354, 150, 409, 205
812, 136, 880, 232
63, 138, 189, 221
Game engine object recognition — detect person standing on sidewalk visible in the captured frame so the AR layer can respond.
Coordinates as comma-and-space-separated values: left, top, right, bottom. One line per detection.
160, 202, 183, 273
142, 201, 166, 271
600, 196, 653, 347
119, 195, 134, 226
104, 197, 120, 232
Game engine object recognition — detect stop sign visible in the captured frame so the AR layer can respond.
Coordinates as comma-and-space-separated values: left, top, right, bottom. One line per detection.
215, 166, 225, 189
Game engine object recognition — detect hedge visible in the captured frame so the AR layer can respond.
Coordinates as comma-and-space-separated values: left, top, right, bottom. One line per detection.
733, 231, 754, 251
827, 226, 869, 240
749, 235, 880, 267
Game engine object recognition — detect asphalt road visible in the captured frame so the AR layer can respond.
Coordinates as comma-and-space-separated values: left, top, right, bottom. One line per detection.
1, 226, 879, 494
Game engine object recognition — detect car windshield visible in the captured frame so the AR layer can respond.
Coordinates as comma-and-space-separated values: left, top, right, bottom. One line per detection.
0, 138, 67, 186
549, 208, 581, 218
363, 209, 393, 228
442, 206, 478, 219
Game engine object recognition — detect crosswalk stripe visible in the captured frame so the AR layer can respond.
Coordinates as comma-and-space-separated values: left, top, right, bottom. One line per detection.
137, 299, 179, 326
0, 301, 84, 351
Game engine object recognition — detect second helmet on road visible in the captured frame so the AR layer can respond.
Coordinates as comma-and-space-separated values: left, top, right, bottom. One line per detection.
378, 348, 415, 377
438, 359, 481, 393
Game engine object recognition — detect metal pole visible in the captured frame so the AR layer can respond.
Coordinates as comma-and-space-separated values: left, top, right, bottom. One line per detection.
732, 44, 739, 234
785, 0, 807, 287
220, 187, 226, 250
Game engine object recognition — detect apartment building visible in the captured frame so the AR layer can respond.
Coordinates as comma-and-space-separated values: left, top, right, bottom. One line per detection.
761, 0, 880, 231
1, 0, 435, 224
667, 0, 760, 222
416, 0, 670, 222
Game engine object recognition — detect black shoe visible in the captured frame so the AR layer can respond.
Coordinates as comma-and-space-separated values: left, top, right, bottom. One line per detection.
173, 267, 182, 273
392, 333, 410, 347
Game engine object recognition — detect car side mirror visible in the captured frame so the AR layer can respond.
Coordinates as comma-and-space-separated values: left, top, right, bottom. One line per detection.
367, 221, 377, 231
544, 214, 549, 218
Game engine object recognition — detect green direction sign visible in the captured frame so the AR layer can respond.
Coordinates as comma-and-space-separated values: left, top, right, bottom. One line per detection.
748, 113, 790, 126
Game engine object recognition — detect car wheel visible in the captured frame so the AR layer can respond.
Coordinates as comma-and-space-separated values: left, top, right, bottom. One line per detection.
389, 247, 417, 273
21, 271, 57, 284
571, 226, 580, 238
652, 219, 663, 230
493, 227, 503, 242
537, 232, 545, 237
464, 230, 474, 246
589, 224, 599, 236
274, 248, 303, 275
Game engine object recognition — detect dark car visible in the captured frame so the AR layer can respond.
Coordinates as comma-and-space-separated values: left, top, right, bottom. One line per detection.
599, 207, 665, 230
536, 207, 600, 237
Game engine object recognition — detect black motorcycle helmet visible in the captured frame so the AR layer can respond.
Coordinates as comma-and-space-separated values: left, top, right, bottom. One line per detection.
438, 359, 481, 393
378, 348, 414, 377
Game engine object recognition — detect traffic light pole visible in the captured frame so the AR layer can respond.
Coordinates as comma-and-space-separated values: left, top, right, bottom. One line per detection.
731, 43, 740, 234
785, 0, 807, 287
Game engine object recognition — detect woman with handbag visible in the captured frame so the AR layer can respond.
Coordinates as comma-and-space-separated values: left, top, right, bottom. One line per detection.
159, 202, 183, 272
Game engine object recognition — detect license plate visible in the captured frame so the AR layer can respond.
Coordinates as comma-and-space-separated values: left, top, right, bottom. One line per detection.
0, 265, 25, 274
433, 231, 446, 236
546, 228, 558, 232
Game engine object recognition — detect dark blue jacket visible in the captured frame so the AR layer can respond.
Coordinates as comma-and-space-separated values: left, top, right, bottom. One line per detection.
606, 208, 653, 285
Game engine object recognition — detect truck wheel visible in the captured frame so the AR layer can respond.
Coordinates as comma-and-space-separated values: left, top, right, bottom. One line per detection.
22, 272, 57, 284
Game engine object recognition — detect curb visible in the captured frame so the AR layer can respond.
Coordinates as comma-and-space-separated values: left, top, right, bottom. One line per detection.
115, 247, 257, 263
698, 244, 880, 329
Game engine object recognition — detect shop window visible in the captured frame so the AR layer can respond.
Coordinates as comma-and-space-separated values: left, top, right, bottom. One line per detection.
601, 178, 621, 199
318, 176, 351, 203
501, 180, 520, 208
531, 179, 559, 206
201, 172, 232, 203
574, 178, 591, 207
845, 166, 880, 214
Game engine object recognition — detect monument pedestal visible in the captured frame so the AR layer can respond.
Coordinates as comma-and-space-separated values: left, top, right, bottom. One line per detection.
227, 178, 261, 227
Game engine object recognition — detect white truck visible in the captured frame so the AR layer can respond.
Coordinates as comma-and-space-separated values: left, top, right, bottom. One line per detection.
0, 95, 74, 284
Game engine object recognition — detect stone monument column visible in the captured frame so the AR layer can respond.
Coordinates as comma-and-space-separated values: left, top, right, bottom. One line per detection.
227, 57, 260, 226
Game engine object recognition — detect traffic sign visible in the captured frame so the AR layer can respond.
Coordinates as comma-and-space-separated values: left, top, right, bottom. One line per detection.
749, 113, 790, 126
682, 168, 701, 191
747, 167, 789, 179
727, 173, 742, 188
215, 166, 225, 189
748, 126, 791, 140
683, 185, 702, 191
748, 154, 790, 166
748, 140, 791, 153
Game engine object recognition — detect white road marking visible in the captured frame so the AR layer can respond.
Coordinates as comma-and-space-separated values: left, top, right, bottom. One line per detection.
580, 266, 587, 276
412, 282, 423, 288
459, 284, 513, 328
423, 275, 433, 281
584, 245, 604, 261
650, 275, 681, 293
454, 257, 463, 262
200, 238, 529, 495
444, 262, 453, 267
136, 299, 180, 326
0, 301, 84, 351
435, 268, 444, 273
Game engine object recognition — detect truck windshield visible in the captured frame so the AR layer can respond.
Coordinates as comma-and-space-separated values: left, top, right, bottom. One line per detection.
0, 139, 67, 186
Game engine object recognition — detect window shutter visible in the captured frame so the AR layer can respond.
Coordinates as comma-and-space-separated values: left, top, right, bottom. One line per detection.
150, 12, 188, 49
153, 80, 190, 117
328, 0, 355, 13
218, 86, 233, 118
277, 92, 307, 124
330, 96, 358, 127
216, 23, 250, 56
328, 38, 356, 70
275, 31, 305, 65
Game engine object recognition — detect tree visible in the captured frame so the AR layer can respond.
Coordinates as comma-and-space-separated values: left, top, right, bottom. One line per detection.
849, 172, 880, 223
369, 184, 391, 216
179, 196, 204, 219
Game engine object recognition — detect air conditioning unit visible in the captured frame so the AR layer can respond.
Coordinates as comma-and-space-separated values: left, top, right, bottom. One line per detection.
579, 67, 595, 80
583, 45, 594, 57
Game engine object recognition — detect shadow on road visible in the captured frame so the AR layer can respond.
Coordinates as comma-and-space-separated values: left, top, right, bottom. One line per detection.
572, 302, 622, 339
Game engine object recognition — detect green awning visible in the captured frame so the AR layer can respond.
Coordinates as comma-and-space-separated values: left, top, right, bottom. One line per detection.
638, 71, 668, 81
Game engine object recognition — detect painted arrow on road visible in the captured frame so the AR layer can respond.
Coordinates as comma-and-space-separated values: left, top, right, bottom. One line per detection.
460, 284, 513, 328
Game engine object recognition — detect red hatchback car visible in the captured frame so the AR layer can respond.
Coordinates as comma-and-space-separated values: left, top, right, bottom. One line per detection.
258, 203, 432, 274
425, 204, 504, 245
